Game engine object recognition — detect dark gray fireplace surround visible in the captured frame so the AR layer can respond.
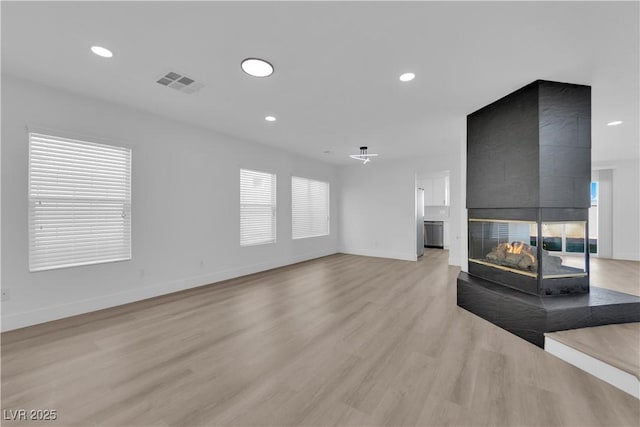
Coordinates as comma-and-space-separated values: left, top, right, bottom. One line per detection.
457, 80, 639, 347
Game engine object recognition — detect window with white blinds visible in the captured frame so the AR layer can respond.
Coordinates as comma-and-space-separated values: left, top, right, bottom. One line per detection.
292, 176, 330, 239
240, 169, 276, 246
28, 132, 132, 272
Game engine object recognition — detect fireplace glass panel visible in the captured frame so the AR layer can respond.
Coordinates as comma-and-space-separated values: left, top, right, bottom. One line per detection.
468, 220, 538, 277
542, 223, 563, 251
541, 222, 587, 278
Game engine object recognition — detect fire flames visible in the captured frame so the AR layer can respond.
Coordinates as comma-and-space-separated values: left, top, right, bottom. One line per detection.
505, 242, 536, 262
485, 241, 537, 271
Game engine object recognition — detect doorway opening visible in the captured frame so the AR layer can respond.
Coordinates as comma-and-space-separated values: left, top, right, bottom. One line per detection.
416, 171, 450, 253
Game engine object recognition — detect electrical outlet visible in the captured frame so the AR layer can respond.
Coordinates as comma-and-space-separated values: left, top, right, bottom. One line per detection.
1, 289, 10, 301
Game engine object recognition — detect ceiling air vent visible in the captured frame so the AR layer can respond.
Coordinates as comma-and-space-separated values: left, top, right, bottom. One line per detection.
156, 71, 204, 94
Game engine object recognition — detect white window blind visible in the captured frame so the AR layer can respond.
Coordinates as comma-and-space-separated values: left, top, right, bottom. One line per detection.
28, 132, 132, 272
240, 169, 276, 246
292, 176, 329, 239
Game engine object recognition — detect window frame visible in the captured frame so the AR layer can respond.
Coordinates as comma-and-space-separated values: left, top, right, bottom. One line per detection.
291, 175, 330, 240
239, 168, 277, 247
28, 131, 132, 272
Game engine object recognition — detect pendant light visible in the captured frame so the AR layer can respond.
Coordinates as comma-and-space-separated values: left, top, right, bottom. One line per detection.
349, 146, 378, 164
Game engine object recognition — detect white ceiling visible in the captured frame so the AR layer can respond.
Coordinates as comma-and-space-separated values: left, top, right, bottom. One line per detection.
2, 1, 638, 164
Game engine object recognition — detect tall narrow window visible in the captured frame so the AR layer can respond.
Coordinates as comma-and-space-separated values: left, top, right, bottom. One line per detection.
240, 169, 276, 246
589, 181, 598, 254
28, 132, 132, 271
292, 176, 330, 239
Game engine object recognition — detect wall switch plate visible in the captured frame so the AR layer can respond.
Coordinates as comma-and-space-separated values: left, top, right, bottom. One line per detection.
1, 289, 9, 301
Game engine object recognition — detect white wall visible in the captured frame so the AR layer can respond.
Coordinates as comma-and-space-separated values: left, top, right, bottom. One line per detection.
338, 162, 417, 261
338, 139, 464, 267
3, 74, 635, 333
593, 159, 640, 261
337, 127, 640, 267
1, 75, 339, 331
591, 169, 612, 258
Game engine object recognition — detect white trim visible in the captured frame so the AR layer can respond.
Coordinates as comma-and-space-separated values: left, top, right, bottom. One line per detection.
1, 250, 338, 332
25, 124, 133, 151
545, 336, 639, 399
340, 247, 417, 262
612, 252, 640, 261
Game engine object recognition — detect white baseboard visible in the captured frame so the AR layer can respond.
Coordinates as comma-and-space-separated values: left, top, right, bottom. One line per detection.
545, 336, 639, 399
1, 250, 338, 332
340, 247, 417, 262
612, 252, 640, 262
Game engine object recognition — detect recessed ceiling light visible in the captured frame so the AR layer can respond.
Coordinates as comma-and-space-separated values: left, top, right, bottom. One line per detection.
399, 72, 415, 82
90, 46, 113, 58
242, 58, 274, 77
265, 116, 276, 122
607, 120, 623, 126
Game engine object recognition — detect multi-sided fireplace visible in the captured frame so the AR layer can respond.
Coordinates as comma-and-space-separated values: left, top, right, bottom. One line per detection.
464, 79, 591, 296
457, 80, 640, 347
468, 218, 588, 296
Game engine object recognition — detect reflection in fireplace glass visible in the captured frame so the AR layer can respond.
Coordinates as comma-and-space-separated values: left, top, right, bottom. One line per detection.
541, 222, 586, 276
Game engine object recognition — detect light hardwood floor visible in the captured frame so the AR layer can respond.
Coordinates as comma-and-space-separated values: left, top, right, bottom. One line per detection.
2, 251, 639, 426
590, 257, 640, 297
547, 323, 640, 379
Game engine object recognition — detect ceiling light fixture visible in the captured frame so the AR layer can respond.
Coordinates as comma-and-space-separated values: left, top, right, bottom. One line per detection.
607, 120, 623, 126
265, 116, 276, 122
349, 146, 378, 164
399, 72, 415, 82
241, 58, 274, 77
90, 46, 113, 58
